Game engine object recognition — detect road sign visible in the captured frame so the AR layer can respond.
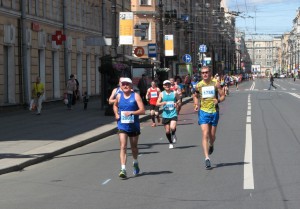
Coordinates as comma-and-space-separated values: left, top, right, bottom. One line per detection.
199, 44, 207, 53
148, 44, 157, 57
182, 54, 192, 63
134, 47, 145, 57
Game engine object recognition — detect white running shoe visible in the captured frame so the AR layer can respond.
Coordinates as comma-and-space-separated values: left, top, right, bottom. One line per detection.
169, 144, 174, 149
172, 135, 177, 144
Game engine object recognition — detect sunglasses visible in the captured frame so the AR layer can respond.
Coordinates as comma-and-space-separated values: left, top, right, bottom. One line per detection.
201, 71, 209, 74
121, 82, 131, 86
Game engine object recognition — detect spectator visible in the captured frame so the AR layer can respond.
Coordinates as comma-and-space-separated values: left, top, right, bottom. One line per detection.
184, 74, 191, 97
138, 74, 148, 105
32, 76, 44, 115
66, 74, 77, 110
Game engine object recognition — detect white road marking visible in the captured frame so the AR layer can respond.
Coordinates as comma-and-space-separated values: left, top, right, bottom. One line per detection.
244, 124, 254, 189
102, 179, 111, 185
249, 82, 255, 91
246, 116, 251, 123
289, 93, 300, 99
244, 94, 254, 190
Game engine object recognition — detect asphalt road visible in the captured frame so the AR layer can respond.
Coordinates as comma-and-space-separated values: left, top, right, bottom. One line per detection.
0, 78, 300, 209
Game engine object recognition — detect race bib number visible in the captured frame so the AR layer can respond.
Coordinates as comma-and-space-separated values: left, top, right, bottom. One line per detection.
202, 86, 215, 98
150, 92, 158, 98
164, 101, 175, 110
193, 84, 196, 88
120, 111, 134, 123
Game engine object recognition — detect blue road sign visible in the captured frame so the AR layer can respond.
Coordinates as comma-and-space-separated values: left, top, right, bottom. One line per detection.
199, 44, 207, 53
182, 54, 192, 63
148, 44, 157, 58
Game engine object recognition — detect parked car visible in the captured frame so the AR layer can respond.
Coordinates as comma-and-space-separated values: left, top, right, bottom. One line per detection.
279, 74, 286, 78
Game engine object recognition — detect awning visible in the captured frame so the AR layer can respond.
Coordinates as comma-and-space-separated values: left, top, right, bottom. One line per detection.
124, 55, 146, 63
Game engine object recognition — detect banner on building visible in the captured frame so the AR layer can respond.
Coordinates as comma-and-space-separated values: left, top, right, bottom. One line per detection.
164, 35, 174, 56
251, 64, 261, 73
119, 12, 133, 45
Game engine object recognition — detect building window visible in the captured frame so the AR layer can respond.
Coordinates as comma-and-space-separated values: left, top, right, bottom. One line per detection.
141, 23, 150, 41
140, 0, 151, 6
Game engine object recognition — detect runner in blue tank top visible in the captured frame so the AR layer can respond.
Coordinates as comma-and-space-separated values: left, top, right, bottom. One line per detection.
156, 80, 181, 149
113, 77, 145, 179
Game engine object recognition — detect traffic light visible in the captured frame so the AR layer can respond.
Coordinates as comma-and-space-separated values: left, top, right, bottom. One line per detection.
198, 63, 202, 68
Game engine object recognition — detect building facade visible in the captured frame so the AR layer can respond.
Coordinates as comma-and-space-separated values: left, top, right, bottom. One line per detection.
0, 0, 131, 107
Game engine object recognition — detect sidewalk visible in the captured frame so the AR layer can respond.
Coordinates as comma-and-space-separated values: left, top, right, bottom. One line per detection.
0, 97, 192, 175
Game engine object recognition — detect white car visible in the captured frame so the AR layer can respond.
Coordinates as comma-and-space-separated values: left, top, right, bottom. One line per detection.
279, 74, 286, 78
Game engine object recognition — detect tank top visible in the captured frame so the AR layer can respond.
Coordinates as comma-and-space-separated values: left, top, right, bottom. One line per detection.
161, 91, 177, 119
196, 80, 219, 113
113, 87, 121, 99
149, 87, 159, 105
117, 92, 140, 132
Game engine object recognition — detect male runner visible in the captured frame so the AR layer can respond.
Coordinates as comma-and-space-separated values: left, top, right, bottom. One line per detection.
113, 77, 145, 179
146, 81, 161, 127
156, 80, 181, 149
194, 66, 225, 168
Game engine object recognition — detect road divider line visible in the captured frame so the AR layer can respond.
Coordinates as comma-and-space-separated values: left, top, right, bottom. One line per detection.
244, 94, 254, 190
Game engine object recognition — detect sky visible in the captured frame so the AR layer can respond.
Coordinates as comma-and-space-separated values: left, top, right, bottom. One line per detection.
226, 0, 300, 37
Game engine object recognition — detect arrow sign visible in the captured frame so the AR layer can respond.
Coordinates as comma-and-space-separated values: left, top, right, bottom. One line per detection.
182, 54, 192, 63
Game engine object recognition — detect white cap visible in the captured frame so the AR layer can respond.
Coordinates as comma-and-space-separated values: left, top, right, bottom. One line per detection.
120, 77, 132, 84
163, 80, 171, 85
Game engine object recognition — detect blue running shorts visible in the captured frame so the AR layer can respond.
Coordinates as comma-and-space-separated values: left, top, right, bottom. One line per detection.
198, 110, 219, 127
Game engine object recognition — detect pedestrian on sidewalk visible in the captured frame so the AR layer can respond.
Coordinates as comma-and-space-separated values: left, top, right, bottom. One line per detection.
156, 80, 181, 149
268, 74, 277, 90
82, 91, 89, 110
138, 74, 148, 105
146, 81, 161, 127
66, 74, 77, 110
31, 76, 44, 115
72, 75, 80, 105
193, 66, 225, 169
113, 77, 145, 179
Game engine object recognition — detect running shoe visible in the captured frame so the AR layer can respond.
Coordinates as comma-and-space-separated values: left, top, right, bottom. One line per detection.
169, 144, 174, 149
172, 135, 177, 144
208, 144, 214, 155
133, 163, 140, 176
119, 169, 127, 179
205, 159, 211, 169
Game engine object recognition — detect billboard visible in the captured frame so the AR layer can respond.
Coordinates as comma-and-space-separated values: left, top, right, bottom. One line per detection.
119, 12, 133, 45
164, 35, 174, 56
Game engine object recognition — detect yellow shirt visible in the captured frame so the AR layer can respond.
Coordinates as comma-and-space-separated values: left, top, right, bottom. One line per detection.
196, 80, 218, 113
33, 82, 44, 98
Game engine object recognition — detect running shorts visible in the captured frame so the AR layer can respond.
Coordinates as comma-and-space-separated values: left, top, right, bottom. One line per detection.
162, 116, 178, 125
118, 130, 140, 137
198, 110, 219, 127
150, 104, 159, 112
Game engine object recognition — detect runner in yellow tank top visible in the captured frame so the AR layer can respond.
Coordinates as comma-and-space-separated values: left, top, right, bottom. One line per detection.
196, 79, 218, 113
194, 66, 225, 169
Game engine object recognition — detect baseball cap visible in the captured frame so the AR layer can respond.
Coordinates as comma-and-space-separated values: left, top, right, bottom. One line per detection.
120, 77, 132, 84
163, 80, 171, 85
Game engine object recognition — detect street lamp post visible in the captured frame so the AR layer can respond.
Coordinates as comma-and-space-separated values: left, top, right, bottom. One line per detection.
158, 0, 164, 68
